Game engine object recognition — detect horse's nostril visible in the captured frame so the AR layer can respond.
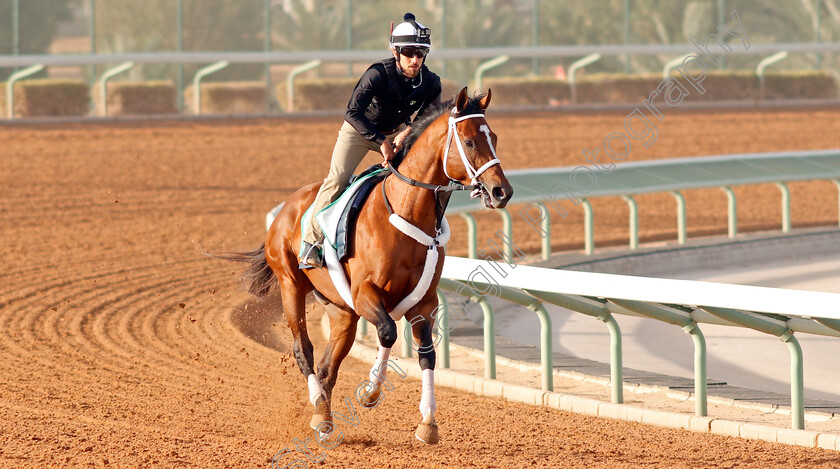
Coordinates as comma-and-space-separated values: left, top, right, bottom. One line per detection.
492, 186, 509, 201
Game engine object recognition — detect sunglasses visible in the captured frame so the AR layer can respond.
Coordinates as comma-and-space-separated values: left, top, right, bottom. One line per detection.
400, 47, 428, 59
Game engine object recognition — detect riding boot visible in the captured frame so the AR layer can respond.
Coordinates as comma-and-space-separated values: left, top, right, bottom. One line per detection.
298, 241, 324, 269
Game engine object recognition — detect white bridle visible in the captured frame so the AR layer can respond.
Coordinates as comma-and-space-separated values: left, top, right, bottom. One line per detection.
443, 110, 501, 187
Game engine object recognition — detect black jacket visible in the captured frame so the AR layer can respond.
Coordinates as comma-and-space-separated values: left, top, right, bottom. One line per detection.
345, 57, 442, 145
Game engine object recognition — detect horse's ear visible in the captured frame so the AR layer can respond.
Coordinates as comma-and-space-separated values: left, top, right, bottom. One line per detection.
455, 87, 468, 112
478, 89, 492, 110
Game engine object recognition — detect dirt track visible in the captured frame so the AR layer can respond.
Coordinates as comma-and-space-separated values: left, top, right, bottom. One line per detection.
2, 107, 840, 468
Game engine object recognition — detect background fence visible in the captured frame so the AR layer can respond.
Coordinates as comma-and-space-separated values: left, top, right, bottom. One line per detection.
2, 0, 840, 95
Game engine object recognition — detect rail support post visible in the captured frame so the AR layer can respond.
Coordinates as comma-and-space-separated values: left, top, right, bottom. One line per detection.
670, 191, 687, 244
721, 186, 737, 238
534, 202, 552, 260
621, 195, 638, 250
435, 289, 451, 369
474, 55, 509, 93
193, 60, 230, 115
6, 64, 44, 119
459, 213, 478, 259
99, 61, 134, 117
775, 182, 791, 232
287, 59, 322, 112
497, 208, 513, 262
569, 53, 601, 103
582, 199, 594, 254
757, 51, 788, 100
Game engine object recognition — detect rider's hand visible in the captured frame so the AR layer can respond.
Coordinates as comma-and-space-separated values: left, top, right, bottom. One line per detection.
393, 126, 411, 151
380, 140, 395, 167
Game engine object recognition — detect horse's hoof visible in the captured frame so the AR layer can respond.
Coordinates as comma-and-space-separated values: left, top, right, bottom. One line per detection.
415, 422, 439, 445
309, 413, 325, 430
361, 386, 381, 408
310, 413, 334, 434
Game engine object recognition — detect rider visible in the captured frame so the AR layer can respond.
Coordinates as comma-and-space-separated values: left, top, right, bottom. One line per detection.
299, 12, 443, 269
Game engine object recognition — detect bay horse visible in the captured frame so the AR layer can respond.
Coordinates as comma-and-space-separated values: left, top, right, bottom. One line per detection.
224, 87, 512, 444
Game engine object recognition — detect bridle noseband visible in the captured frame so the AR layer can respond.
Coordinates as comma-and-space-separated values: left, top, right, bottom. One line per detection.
383, 109, 501, 235
386, 109, 501, 197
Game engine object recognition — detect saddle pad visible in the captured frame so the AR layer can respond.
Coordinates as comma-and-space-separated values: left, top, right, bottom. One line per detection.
302, 167, 387, 260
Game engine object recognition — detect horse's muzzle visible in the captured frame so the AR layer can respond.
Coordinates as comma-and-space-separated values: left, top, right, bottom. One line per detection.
488, 183, 513, 209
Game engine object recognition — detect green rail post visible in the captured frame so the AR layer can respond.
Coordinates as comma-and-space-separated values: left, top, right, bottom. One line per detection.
784, 331, 805, 430
622, 195, 638, 250
775, 182, 791, 232
671, 191, 687, 244
569, 53, 601, 103
532, 301, 553, 391
401, 316, 413, 358
489, 285, 553, 391
527, 291, 623, 403
436, 290, 451, 369
475, 295, 495, 379
701, 305, 804, 429
721, 186, 737, 238
534, 202, 551, 261
663, 53, 691, 79
757, 51, 788, 101
438, 279, 496, 380
99, 62, 134, 117
193, 61, 230, 115
287, 59, 322, 112
833, 180, 840, 226
601, 312, 623, 404
498, 208, 513, 262
264, 0, 272, 111
474, 55, 509, 92
459, 213, 478, 259
685, 322, 708, 416
6, 64, 44, 119
610, 299, 707, 416
357, 317, 367, 340
582, 199, 594, 254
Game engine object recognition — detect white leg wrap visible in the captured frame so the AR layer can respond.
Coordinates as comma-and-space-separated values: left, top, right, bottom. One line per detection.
308, 373, 325, 406
369, 347, 392, 385
419, 368, 436, 417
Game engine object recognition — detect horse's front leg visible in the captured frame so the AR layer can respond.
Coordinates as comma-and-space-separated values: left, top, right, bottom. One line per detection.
407, 304, 439, 445
354, 282, 398, 408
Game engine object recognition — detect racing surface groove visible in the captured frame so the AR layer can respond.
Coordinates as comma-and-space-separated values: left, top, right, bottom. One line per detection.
2, 108, 840, 467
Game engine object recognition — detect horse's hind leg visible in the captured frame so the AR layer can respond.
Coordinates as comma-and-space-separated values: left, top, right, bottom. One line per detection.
313, 308, 359, 430
277, 275, 327, 429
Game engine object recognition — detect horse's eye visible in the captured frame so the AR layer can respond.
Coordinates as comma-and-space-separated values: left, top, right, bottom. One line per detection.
464, 139, 475, 149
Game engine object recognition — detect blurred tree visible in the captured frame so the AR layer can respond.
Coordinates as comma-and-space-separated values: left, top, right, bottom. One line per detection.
94, 0, 264, 80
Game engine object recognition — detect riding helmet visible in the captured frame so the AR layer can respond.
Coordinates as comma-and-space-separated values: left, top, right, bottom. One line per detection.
389, 13, 431, 49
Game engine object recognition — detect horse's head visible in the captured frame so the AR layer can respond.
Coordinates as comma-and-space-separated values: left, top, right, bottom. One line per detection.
444, 87, 513, 209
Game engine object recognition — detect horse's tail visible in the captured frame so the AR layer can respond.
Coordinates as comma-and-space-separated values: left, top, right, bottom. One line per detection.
203, 244, 276, 297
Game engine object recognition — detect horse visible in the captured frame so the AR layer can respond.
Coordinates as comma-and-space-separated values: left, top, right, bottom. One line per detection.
220, 87, 512, 445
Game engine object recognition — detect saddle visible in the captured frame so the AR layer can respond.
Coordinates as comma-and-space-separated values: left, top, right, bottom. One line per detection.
301, 165, 388, 262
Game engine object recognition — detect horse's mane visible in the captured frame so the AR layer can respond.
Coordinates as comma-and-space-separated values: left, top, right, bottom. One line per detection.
392, 93, 487, 168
